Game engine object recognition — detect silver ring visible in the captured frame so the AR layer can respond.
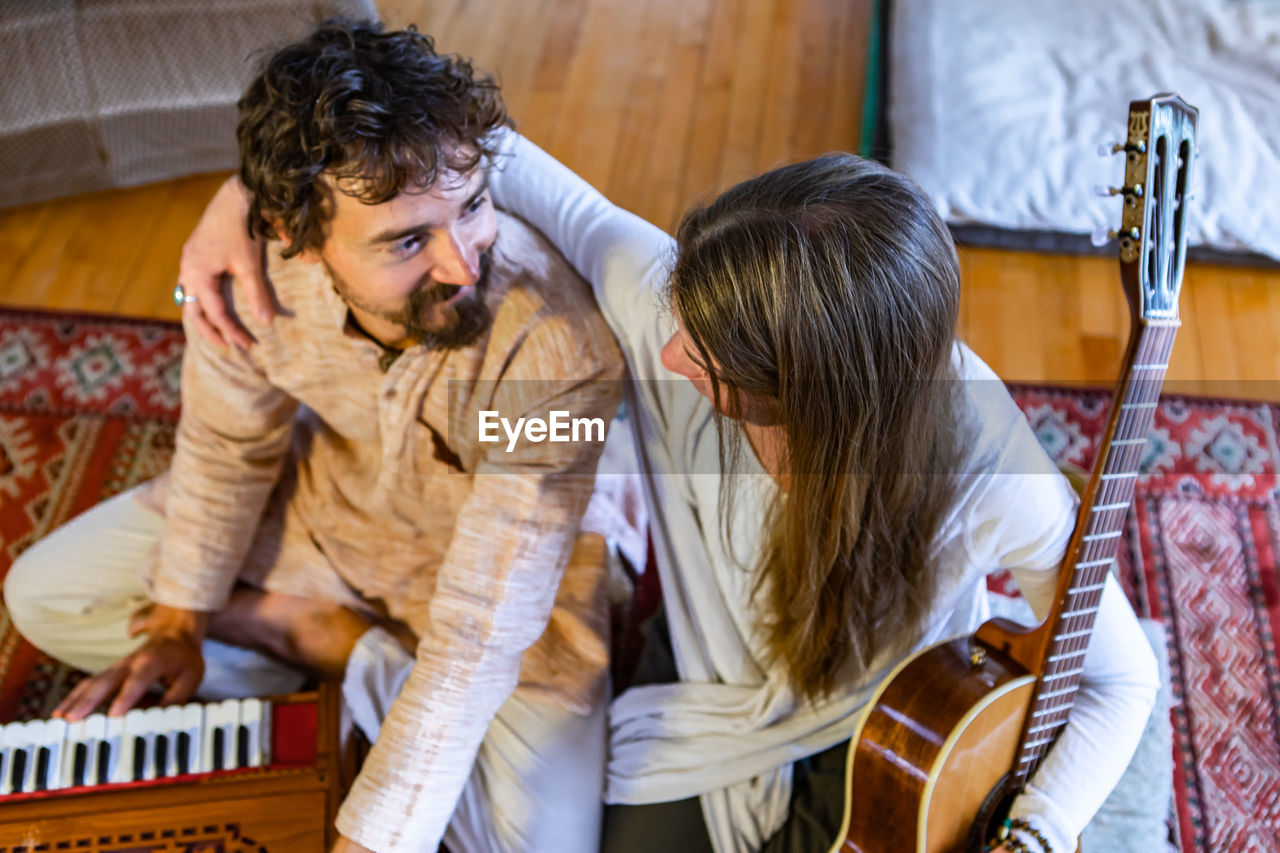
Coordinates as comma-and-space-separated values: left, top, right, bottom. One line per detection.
173, 283, 197, 306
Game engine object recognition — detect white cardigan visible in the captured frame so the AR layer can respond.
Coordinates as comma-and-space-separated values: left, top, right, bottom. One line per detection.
487, 131, 1160, 853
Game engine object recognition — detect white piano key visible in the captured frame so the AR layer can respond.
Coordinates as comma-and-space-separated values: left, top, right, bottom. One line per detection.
179, 703, 203, 775
0, 696, 280, 797
80, 714, 107, 786
38, 718, 67, 790
238, 698, 267, 768
104, 715, 127, 784
259, 699, 272, 766
121, 709, 148, 782
60, 720, 84, 788
219, 698, 242, 770
159, 707, 185, 777
0, 721, 14, 795
141, 707, 165, 781
15, 720, 39, 793
200, 704, 216, 772
203, 698, 239, 772
0, 721, 29, 795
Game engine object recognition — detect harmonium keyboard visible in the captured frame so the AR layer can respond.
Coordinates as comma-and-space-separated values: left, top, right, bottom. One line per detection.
0, 684, 345, 852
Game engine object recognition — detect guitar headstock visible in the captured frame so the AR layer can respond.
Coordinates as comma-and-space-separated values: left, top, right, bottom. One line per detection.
1099, 94, 1199, 322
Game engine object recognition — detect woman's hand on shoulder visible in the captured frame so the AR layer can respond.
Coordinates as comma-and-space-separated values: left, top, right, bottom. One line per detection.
178, 176, 274, 349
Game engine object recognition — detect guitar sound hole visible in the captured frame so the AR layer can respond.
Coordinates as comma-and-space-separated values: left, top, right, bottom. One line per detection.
965, 774, 1016, 853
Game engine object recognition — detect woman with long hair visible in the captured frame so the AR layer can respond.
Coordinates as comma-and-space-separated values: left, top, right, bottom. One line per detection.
178, 135, 1158, 853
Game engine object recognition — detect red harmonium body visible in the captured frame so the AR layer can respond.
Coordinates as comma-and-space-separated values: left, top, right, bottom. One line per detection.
0, 685, 343, 852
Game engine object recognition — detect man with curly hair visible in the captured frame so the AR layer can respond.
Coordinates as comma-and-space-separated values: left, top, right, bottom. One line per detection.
3, 19, 630, 853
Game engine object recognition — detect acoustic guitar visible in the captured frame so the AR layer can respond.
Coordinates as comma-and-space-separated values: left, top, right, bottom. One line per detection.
828, 93, 1198, 853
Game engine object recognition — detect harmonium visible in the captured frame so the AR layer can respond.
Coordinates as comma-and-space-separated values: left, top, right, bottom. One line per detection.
0, 684, 345, 852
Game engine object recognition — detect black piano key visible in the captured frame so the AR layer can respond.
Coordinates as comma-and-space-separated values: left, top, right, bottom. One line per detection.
73, 742, 88, 787
176, 731, 190, 776
96, 741, 111, 786
132, 736, 146, 782
236, 725, 249, 769
34, 746, 50, 791
10, 748, 27, 793
154, 734, 169, 779
211, 728, 225, 772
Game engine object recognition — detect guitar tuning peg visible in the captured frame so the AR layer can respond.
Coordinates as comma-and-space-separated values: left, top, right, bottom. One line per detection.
1097, 142, 1122, 157
1091, 225, 1140, 247
1094, 183, 1144, 199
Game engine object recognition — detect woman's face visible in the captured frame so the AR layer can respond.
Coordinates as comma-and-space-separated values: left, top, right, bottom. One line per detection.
660, 323, 714, 399
659, 318, 780, 426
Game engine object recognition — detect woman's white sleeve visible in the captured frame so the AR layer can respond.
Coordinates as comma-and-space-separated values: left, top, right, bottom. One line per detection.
487, 129, 676, 385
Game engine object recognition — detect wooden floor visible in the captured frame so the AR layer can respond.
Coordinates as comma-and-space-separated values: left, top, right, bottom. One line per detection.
1, 0, 1275, 399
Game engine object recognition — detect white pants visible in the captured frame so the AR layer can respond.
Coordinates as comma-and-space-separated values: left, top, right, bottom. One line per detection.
3, 487, 605, 853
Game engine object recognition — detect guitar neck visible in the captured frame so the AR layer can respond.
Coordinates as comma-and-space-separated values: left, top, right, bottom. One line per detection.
1011, 319, 1178, 787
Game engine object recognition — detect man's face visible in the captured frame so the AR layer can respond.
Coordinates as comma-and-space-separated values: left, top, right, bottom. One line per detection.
305, 165, 499, 349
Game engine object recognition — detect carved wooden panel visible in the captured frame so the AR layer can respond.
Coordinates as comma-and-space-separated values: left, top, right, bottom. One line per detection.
1, 821, 261, 852
0, 789, 327, 852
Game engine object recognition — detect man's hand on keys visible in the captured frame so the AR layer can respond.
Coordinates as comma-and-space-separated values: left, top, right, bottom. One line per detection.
177, 176, 275, 349
53, 605, 208, 721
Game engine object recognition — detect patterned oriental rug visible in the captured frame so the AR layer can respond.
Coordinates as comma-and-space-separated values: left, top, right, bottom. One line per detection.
1, 308, 1278, 851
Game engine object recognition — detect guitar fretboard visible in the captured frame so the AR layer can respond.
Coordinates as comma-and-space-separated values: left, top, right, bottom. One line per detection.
1012, 320, 1178, 787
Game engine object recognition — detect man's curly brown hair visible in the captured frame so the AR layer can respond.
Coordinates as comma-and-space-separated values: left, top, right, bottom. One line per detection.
237, 18, 511, 258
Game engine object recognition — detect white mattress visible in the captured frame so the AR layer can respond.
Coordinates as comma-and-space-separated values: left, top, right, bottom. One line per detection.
889, 0, 1280, 260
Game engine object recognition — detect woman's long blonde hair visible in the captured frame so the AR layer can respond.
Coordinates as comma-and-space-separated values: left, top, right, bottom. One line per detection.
668, 154, 965, 699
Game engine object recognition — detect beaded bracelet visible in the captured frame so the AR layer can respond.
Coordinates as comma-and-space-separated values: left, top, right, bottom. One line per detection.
995, 836, 1033, 853
1006, 818, 1054, 853
986, 819, 1050, 853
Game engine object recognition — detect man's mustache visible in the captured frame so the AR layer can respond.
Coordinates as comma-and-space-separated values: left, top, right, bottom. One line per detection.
418, 282, 463, 305
413, 252, 493, 306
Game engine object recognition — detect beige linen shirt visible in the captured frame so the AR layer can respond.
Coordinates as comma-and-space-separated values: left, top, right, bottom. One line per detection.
146, 211, 623, 849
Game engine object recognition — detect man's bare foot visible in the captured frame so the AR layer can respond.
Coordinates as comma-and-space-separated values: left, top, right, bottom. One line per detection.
207, 589, 374, 679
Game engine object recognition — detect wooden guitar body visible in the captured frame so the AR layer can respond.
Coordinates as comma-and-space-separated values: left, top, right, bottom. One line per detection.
833, 636, 1033, 853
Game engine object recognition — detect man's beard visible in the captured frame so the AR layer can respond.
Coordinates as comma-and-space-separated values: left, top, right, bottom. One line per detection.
389, 251, 494, 350
328, 252, 494, 351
